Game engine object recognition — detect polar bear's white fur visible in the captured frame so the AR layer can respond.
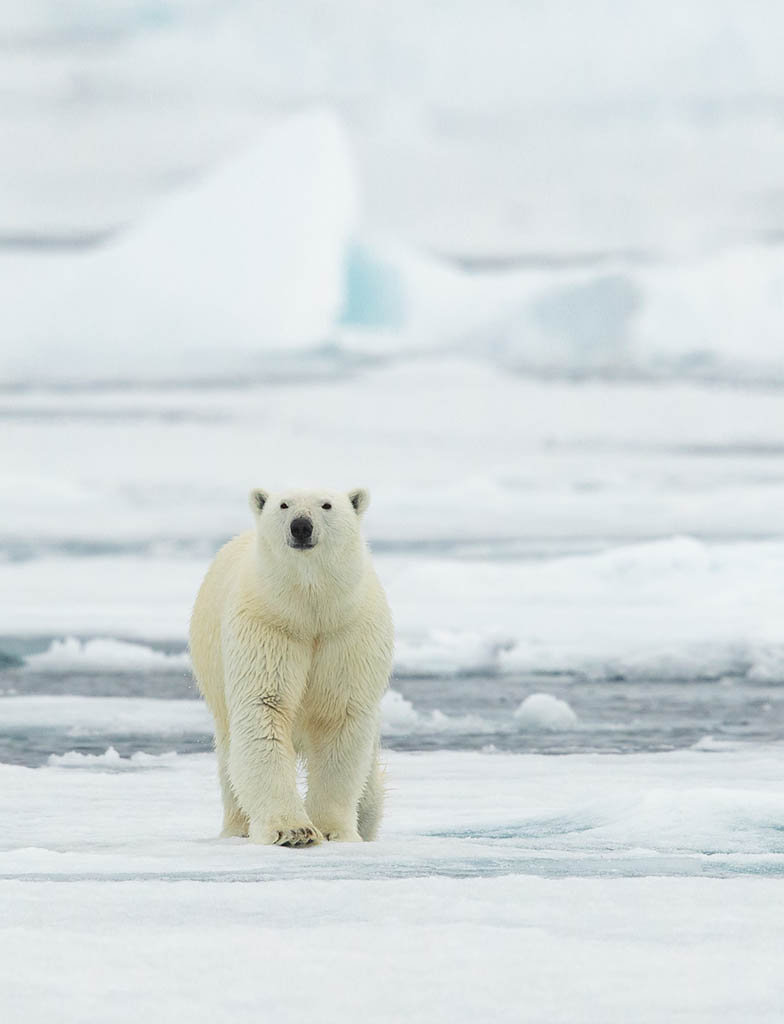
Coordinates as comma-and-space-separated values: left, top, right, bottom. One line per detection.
190, 487, 393, 846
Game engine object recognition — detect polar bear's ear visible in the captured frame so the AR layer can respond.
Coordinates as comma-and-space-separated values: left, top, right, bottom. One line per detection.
348, 488, 370, 515
249, 489, 269, 515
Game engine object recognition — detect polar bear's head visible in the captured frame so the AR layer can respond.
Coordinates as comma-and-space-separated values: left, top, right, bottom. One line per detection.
249, 487, 370, 557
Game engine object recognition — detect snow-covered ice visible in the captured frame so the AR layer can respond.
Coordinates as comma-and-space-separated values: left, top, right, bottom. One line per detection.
2, 872, 783, 1023
3, 746, 784, 881
1, 748, 783, 1022
4, 363, 784, 550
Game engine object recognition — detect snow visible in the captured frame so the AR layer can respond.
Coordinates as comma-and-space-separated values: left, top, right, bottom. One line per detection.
3, 747, 784, 878
4, 364, 784, 551
1, 748, 783, 1022
0, 110, 355, 383
514, 694, 578, 730
2, 875, 781, 1024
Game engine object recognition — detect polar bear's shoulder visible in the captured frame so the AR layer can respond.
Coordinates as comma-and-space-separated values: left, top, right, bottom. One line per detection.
195, 530, 255, 611
214, 529, 254, 565
205, 530, 254, 580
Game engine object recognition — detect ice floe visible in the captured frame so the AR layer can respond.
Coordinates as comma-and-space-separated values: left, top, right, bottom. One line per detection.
26, 637, 190, 673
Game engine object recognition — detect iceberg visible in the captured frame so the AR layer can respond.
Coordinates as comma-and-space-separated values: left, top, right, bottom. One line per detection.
0, 109, 356, 382
4, 104, 784, 387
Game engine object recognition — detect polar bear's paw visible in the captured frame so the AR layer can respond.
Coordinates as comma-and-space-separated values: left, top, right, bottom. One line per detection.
323, 828, 363, 843
275, 825, 323, 847
249, 818, 323, 846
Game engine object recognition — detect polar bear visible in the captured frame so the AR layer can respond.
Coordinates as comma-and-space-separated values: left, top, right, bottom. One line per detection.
190, 487, 393, 846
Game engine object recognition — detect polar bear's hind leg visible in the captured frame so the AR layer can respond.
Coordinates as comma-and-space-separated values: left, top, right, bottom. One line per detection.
357, 754, 384, 841
216, 729, 250, 837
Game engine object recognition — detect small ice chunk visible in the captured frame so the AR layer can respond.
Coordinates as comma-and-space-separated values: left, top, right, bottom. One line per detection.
48, 747, 123, 767
380, 689, 494, 736
380, 689, 421, 732
514, 693, 578, 730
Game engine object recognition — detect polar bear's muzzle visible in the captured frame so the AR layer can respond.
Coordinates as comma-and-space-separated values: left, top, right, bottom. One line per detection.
288, 516, 316, 550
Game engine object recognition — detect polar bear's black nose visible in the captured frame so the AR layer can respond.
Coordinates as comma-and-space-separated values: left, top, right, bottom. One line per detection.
290, 517, 313, 544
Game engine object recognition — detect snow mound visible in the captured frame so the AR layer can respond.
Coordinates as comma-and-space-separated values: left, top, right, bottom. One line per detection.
381, 690, 493, 737
514, 694, 578, 730
1, 109, 356, 383
48, 747, 180, 769
26, 637, 190, 673
394, 630, 512, 678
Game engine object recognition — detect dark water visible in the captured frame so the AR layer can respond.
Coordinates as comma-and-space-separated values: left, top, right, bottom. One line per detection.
2, 643, 783, 767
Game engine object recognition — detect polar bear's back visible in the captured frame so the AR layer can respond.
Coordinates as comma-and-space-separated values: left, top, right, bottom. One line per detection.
189, 530, 255, 724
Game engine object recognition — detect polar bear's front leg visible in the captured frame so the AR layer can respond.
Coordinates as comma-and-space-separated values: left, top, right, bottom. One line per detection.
304, 712, 378, 842
223, 620, 321, 846
304, 624, 391, 842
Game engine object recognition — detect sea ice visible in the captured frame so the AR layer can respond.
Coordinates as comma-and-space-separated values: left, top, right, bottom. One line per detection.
1, 747, 783, 1022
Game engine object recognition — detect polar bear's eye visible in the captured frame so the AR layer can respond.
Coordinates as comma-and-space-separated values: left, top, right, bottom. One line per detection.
280, 502, 289, 509
322, 502, 332, 510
